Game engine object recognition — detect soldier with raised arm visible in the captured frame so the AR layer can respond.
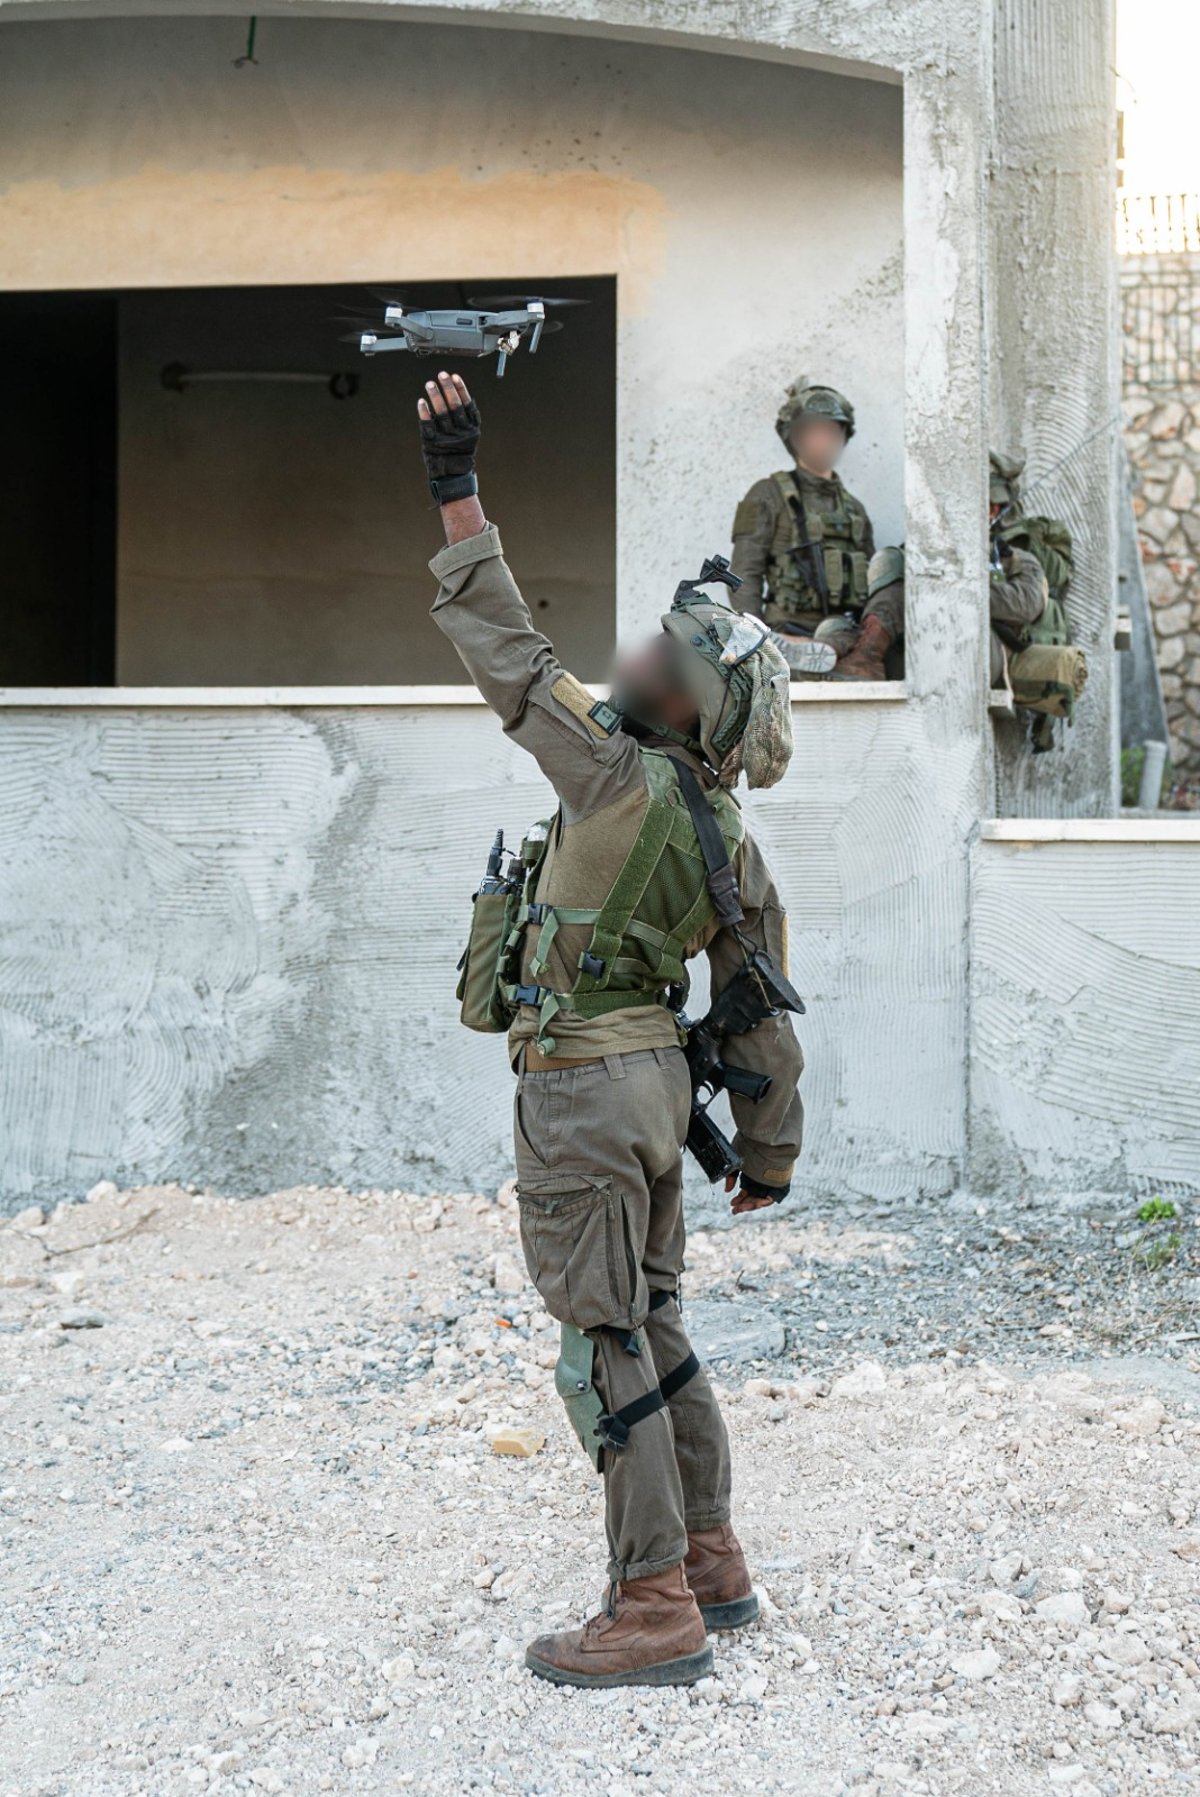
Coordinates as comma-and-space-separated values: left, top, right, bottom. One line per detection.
418, 371, 804, 1690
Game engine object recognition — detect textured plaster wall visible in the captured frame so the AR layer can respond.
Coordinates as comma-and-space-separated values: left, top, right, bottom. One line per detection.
0, 701, 978, 1206
970, 836, 1200, 1196
988, 0, 1119, 818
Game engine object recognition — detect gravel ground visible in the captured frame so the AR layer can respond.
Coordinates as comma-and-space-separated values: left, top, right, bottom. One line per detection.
2, 1180, 1198, 1797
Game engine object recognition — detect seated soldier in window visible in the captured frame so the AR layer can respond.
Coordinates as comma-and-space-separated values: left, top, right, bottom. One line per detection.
729, 379, 902, 681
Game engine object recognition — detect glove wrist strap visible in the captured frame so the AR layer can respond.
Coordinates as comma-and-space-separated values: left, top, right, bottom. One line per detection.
430, 471, 478, 506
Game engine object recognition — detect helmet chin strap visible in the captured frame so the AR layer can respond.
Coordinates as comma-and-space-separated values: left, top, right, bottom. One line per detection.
610, 692, 705, 758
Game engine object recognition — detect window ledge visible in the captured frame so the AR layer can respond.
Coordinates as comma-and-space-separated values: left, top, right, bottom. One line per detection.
0, 681, 910, 708
982, 819, 1200, 844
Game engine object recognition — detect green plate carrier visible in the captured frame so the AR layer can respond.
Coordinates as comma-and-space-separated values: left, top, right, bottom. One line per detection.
502, 750, 744, 1054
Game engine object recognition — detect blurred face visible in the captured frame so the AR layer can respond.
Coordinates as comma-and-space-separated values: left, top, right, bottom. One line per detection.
789, 415, 847, 477
989, 501, 1004, 522
612, 633, 699, 733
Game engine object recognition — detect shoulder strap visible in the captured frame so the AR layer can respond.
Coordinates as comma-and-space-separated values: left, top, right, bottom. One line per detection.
671, 760, 745, 929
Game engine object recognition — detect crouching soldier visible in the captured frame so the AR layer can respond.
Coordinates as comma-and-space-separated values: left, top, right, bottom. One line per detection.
851, 537, 1047, 689
418, 371, 804, 1690
729, 378, 902, 679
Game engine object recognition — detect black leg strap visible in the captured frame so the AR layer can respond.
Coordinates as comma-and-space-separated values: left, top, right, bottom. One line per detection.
596, 1386, 666, 1451
604, 1324, 642, 1357
659, 1350, 701, 1402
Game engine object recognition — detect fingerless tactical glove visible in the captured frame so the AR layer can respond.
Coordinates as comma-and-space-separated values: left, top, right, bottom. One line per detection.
420, 395, 482, 505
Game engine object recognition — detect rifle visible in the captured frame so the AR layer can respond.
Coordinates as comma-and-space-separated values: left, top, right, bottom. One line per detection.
786, 490, 832, 615
681, 950, 806, 1183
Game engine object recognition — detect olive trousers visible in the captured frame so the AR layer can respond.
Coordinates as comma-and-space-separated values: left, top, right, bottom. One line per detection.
513, 1045, 732, 1582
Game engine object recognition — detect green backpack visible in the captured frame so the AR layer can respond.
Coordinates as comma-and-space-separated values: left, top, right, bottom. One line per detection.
1005, 591, 1088, 750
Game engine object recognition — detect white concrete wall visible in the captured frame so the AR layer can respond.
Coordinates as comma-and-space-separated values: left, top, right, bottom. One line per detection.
970, 826, 1200, 1196
988, 0, 1120, 817
0, 695, 975, 1207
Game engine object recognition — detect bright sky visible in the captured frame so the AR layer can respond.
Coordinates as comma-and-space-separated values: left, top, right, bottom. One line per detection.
1117, 0, 1200, 193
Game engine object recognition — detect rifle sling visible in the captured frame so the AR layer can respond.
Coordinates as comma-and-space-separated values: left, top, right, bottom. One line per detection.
670, 759, 746, 929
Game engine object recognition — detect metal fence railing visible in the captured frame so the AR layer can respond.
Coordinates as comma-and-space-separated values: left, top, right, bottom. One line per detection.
1118, 192, 1200, 257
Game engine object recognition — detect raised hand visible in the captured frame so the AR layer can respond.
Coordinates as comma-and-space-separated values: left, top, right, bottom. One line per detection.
417, 371, 481, 503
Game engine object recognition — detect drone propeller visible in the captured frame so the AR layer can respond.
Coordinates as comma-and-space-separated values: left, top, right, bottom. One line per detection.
333, 308, 405, 333
468, 294, 590, 311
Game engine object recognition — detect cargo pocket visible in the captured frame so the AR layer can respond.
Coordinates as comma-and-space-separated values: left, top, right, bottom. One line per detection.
516, 1172, 635, 1331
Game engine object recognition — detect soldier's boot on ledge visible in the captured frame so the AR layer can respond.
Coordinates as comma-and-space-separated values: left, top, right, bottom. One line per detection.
525, 1565, 713, 1689
833, 614, 892, 681
767, 631, 838, 679
684, 1524, 760, 1631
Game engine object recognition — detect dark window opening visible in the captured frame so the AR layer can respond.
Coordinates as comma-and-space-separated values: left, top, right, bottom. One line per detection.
0, 293, 117, 685
0, 277, 616, 688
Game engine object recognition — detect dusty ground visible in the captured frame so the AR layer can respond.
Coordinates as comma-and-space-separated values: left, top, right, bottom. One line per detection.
1, 1180, 1198, 1797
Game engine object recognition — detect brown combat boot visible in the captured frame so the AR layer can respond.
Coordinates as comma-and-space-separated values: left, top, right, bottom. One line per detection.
525, 1564, 713, 1689
833, 613, 893, 681
684, 1524, 760, 1630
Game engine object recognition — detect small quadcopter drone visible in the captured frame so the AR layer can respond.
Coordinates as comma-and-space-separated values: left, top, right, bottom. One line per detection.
350, 293, 587, 376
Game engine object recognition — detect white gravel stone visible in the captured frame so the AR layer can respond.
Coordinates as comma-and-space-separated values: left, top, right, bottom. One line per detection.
1036, 1592, 1090, 1628
830, 1360, 888, 1401
490, 1254, 526, 1297
950, 1647, 1001, 1681
1110, 1396, 1167, 1437
1103, 1632, 1151, 1668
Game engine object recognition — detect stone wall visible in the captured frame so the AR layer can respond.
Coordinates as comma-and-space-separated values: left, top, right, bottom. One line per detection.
1121, 250, 1200, 776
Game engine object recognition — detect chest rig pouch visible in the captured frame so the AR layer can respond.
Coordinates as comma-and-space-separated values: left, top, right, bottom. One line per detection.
769, 470, 869, 617
456, 824, 550, 1032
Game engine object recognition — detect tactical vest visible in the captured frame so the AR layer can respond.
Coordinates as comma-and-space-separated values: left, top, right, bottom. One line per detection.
506, 750, 744, 1053
766, 470, 870, 619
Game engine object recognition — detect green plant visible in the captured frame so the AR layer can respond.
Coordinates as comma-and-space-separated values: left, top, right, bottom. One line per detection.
1138, 1197, 1178, 1223
1121, 746, 1144, 808
1137, 1232, 1182, 1272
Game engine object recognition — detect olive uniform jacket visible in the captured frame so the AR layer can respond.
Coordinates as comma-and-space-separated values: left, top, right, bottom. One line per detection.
430, 524, 804, 1193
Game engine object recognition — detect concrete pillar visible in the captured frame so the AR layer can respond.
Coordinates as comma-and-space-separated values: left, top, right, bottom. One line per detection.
988, 0, 1119, 816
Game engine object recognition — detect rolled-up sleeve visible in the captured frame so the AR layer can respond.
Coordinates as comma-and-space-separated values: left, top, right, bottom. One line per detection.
430, 526, 642, 822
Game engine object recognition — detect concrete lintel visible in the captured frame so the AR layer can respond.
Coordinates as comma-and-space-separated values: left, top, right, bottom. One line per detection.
0, 682, 910, 709
0, 2, 904, 87
981, 818, 1200, 845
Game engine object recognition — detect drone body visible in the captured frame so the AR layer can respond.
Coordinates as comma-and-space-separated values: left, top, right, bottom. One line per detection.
357, 296, 580, 376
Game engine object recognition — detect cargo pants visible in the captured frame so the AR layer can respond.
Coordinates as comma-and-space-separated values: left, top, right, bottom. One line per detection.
513, 1045, 733, 1582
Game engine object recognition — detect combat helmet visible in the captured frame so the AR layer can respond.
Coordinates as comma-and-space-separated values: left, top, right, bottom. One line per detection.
989, 450, 1025, 509
661, 558, 793, 790
775, 378, 856, 447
